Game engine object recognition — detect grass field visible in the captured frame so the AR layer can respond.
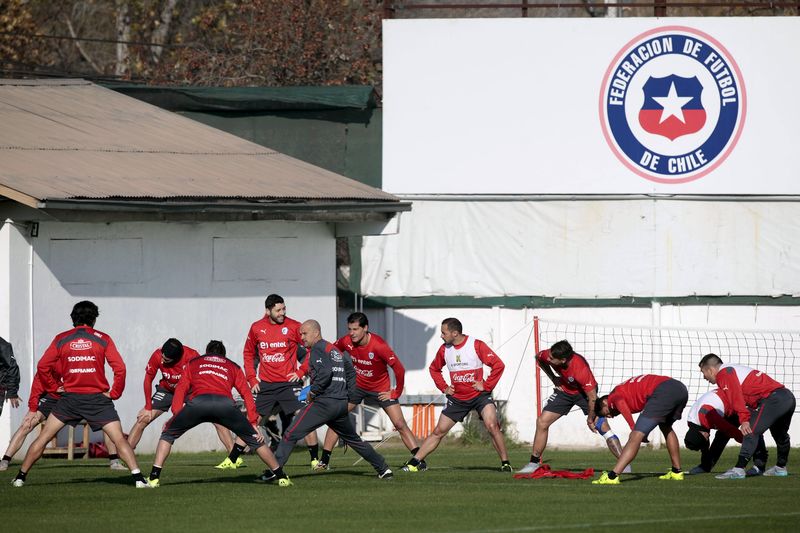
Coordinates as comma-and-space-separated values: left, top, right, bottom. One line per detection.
2, 442, 798, 532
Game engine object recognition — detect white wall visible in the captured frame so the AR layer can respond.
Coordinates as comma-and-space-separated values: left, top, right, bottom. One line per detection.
9, 219, 336, 454
350, 305, 800, 455
0, 220, 33, 450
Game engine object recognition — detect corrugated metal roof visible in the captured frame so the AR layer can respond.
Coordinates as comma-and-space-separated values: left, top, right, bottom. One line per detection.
0, 79, 397, 205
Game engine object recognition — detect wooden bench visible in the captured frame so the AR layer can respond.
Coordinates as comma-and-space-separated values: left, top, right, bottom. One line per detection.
40, 421, 91, 460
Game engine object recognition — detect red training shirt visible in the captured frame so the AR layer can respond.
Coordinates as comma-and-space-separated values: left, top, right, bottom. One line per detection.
429, 336, 505, 402
607, 374, 670, 430
715, 364, 784, 425
334, 333, 405, 399
142, 345, 201, 409
243, 315, 303, 387
537, 349, 597, 395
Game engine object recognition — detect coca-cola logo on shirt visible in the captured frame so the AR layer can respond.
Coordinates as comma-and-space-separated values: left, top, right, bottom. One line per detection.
452, 372, 476, 383
70, 340, 92, 350
262, 354, 286, 363
356, 368, 374, 378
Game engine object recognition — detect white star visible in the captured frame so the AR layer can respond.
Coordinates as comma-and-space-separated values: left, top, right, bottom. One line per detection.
652, 82, 694, 124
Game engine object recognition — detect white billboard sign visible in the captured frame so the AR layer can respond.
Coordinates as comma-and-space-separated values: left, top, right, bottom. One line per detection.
383, 18, 800, 194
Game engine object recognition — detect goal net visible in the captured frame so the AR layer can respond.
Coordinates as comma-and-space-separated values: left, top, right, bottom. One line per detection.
534, 317, 800, 415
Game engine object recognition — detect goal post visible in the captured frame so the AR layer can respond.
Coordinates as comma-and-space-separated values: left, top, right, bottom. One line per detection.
533, 316, 800, 418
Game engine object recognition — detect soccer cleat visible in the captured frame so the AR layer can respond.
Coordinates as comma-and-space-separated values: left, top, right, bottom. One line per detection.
109, 459, 128, 471
517, 462, 541, 475
277, 477, 293, 487
402, 463, 420, 473
312, 461, 329, 472
255, 470, 277, 483
378, 468, 393, 480
715, 467, 746, 480
746, 465, 763, 477
763, 466, 789, 477
0, 459, 9, 471
148, 478, 160, 488
135, 480, 154, 488
659, 470, 684, 481
11, 478, 24, 488
310, 459, 320, 469
592, 471, 620, 485
215, 457, 237, 470
500, 463, 514, 472
687, 465, 708, 475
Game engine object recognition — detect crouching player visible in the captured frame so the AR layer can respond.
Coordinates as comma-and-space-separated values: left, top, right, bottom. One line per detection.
148, 340, 290, 487
699, 354, 795, 479
518, 340, 626, 474
684, 388, 768, 475
592, 374, 688, 485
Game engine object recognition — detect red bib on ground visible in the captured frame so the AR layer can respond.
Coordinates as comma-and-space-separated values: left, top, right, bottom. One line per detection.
513, 464, 594, 480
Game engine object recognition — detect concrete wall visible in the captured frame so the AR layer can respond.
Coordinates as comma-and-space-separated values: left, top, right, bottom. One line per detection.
340, 304, 800, 457
4, 219, 336, 454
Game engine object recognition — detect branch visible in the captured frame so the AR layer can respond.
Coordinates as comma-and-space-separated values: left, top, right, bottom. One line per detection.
64, 16, 103, 74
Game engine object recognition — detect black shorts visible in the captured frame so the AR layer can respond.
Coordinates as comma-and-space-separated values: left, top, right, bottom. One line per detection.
37, 393, 60, 418
441, 393, 495, 423
542, 388, 591, 416
255, 382, 305, 416
150, 386, 174, 411
160, 394, 263, 450
349, 387, 399, 409
51, 393, 120, 431
635, 379, 689, 434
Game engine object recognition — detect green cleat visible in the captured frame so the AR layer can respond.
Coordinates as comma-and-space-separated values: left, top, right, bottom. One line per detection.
310, 459, 320, 470
659, 470, 684, 481
147, 478, 160, 488
500, 463, 514, 473
278, 477, 293, 487
592, 471, 620, 485
402, 463, 420, 472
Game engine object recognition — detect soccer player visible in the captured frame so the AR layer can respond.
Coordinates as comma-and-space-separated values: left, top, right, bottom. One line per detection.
217, 294, 319, 469
592, 374, 688, 484
684, 388, 768, 475
403, 317, 511, 473
0, 369, 59, 471
261, 320, 392, 482
518, 340, 625, 474
0, 336, 21, 417
11, 301, 150, 488
127, 338, 234, 459
313, 312, 419, 471
698, 354, 795, 479
148, 340, 291, 487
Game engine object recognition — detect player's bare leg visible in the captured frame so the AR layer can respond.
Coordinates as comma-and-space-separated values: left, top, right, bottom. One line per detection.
660, 423, 682, 474
598, 418, 624, 458
127, 409, 165, 448
403, 414, 457, 471
384, 404, 419, 452
1, 411, 44, 468
532, 410, 560, 459
103, 421, 145, 475
18, 414, 66, 474
611, 429, 645, 475
214, 423, 234, 452
480, 403, 512, 470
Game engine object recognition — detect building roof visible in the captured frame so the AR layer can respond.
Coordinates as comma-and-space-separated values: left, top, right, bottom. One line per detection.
0, 79, 404, 220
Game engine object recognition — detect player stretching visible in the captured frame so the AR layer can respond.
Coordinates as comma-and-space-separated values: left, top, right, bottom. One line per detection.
698, 354, 795, 479
148, 340, 290, 487
314, 312, 419, 471
127, 339, 234, 460
518, 340, 626, 474
684, 389, 768, 475
217, 294, 318, 469
12, 301, 149, 488
403, 318, 511, 473
592, 374, 688, 485
261, 320, 392, 482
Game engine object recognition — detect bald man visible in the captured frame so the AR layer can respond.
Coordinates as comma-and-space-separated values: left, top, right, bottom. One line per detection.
258, 320, 392, 482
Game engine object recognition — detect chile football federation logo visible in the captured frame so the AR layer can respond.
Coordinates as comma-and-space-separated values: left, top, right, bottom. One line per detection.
599, 26, 746, 184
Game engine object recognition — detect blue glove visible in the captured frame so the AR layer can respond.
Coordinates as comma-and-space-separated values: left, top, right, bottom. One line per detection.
297, 385, 311, 402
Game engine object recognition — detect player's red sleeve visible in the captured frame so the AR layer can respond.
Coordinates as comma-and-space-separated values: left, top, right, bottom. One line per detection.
333, 337, 348, 353
612, 396, 636, 431
537, 350, 550, 364
704, 409, 743, 442
716, 369, 750, 424
296, 356, 309, 378
476, 340, 505, 392
381, 344, 406, 399
104, 339, 126, 400
171, 370, 190, 416
28, 373, 44, 411
243, 326, 258, 388
36, 339, 61, 393
234, 368, 258, 426
429, 346, 449, 393
575, 362, 597, 393
143, 351, 159, 410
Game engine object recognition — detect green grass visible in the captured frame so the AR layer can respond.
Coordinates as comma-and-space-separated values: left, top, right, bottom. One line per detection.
2, 442, 798, 532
